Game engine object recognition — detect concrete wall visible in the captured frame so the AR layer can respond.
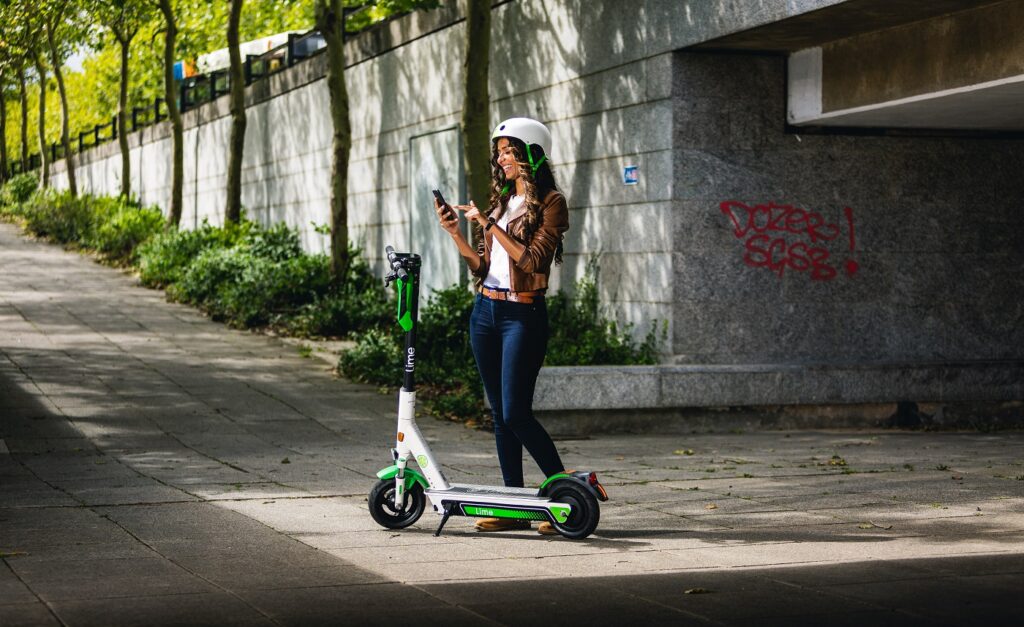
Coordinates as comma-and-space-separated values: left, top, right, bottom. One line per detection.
50, 0, 698, 348
46, 0, 1024, 394
672, 51, 1024, 365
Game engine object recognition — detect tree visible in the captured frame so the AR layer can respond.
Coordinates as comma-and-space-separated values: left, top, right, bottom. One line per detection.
225, 0, 246, 224
157, 0, 184, 226
461, 0, 490, 246
90, 0, 156, 199
17, 67, 28, 167
314, 0, 438, 281
42, 0, 85, 196
313, 0, 351, 280
32, 50, 49, 187
0, 74, 8, 183
0, 1, 41, 175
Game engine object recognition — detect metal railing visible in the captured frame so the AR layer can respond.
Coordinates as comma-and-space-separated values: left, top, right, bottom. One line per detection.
4, 27, 330, 180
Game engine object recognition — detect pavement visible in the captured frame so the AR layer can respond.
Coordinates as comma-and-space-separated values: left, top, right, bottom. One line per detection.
1, 220, 1023, 627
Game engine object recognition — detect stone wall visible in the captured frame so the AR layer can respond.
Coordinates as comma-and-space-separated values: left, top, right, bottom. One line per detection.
671, 51, 1024, 365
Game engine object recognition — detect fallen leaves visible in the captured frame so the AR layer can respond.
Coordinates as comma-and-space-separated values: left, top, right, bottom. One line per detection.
704, 503, 718, 510
857, 521, 892, 530
674, 449, 695, 456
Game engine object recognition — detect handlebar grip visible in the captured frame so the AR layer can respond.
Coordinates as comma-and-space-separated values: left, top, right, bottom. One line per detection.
385, 245, 408, 280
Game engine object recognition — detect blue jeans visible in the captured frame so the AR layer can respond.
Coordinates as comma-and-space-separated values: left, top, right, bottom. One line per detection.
470, 294, 564, 487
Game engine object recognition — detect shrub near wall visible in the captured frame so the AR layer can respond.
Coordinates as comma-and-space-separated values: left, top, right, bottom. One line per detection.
1, 181, 662, 426
2, 187, 164, 266
341, 265, 662, 426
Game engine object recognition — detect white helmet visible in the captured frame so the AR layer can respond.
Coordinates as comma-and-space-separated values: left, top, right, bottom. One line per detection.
491, 117, 552, 158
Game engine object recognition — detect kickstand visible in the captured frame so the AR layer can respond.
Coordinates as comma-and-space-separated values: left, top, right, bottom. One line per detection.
434, 503, 454, 537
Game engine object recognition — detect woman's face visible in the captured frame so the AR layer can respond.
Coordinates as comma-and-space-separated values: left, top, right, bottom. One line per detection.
496, 138, 520, 181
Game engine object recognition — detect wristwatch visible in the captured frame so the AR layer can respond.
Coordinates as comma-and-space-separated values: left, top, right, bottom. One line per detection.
485, 217, 496, 231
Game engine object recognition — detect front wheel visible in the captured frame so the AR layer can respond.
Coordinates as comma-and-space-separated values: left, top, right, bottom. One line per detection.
549, 481, 600, 539
368, 478, 425, 529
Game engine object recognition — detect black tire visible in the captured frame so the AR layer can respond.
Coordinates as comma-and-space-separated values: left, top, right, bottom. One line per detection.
368, 478, 425, 529
549, 481, 600, 539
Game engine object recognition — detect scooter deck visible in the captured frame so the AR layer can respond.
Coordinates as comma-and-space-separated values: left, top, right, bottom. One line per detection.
442, 483, 539, 497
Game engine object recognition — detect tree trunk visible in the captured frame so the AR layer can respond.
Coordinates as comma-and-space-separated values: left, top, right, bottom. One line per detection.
461, 0, 491, 247
316, 0, 351, 282
0, 88, 8, 184
116, 33, 132, 199
225, 0, 246, 225
33, 54, 49, 188
45, 20, 77, 197
159, 0, 184, 227
18, 67, 29, 168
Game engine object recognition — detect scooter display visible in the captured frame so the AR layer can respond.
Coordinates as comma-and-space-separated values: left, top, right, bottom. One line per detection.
368, 246, 608, 539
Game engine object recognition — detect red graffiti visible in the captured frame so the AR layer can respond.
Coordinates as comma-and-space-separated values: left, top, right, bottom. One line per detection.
719, 201, 859, 281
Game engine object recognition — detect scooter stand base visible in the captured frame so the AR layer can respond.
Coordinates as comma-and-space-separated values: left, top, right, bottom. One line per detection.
434, 503, 454, 537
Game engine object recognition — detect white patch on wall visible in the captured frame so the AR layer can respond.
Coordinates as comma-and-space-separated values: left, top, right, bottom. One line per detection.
787, 46, 823, 124
408, 127, 465, 299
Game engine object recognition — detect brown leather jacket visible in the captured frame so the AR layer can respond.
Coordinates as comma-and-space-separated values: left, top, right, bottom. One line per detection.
470, 190, 569, 292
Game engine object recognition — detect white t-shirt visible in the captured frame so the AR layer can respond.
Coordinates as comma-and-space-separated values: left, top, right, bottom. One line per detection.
483, 195, 525, 290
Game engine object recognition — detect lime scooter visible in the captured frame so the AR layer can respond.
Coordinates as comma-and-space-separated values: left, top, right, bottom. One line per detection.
368, 246, 608, 539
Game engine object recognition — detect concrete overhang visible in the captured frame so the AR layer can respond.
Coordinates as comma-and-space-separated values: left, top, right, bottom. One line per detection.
692, 0, 1024, 131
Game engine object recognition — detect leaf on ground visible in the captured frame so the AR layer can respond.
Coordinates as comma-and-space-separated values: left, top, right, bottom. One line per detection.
704, 503, 718, 510
673, 449, 695, 456
281, 457, 291, 464
857, 521, 893, 530
684, 587, 711, 594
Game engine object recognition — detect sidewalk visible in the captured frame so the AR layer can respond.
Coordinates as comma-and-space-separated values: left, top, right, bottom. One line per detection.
1, 221, 1022, 626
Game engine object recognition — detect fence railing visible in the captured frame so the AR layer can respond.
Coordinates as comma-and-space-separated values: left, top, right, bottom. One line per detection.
4, 27, 330, 180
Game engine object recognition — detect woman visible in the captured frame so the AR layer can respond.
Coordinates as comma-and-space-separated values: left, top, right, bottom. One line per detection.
435, 117, 568, 535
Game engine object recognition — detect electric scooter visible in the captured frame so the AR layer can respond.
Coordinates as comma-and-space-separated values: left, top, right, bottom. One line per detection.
368, 246, 608, 539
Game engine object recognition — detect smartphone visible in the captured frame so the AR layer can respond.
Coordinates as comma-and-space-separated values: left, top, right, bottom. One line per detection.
432, 189, 456, 220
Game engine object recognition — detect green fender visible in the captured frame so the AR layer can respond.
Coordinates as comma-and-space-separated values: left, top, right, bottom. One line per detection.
376, 465, 429, 491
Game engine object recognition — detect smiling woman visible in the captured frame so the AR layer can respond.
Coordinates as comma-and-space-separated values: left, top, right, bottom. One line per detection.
432, 116, 573, 535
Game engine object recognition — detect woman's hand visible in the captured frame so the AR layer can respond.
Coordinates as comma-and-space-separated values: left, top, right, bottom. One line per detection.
434, 198, 459, 235
455, 201, 486, 226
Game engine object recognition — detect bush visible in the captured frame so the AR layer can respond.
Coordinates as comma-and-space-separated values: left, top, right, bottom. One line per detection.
87, 201, 164, 264
137, 220, 249, 287
338, 327, 403, 385
20, 190, 97, 245
0, 173, 39, 212
338, 259, 664, 424
336, 283, 487, 424
546, 259, 661, 366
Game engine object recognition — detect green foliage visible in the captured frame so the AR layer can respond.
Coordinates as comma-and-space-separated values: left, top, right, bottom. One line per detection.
159, 223, 385, 332
338, 260, 665, 424
20, 190, 99, 244
546, 258, 662, 366
280, 250, 390, 337
88, 201, 165, 264
243, 221, 302, 262
338, 327, 403, 386
11, 189, 161, 262
0, 173, 39, 210
137, 221, 249, 287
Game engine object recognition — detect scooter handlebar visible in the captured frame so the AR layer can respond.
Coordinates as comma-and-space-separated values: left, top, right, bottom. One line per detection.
384, 245, 408, 281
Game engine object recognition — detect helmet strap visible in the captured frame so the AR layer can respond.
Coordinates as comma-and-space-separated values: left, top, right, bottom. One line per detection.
500, 144, 547, 197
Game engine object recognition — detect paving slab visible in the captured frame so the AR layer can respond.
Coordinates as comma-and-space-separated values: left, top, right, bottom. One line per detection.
2, 221, 1023, 625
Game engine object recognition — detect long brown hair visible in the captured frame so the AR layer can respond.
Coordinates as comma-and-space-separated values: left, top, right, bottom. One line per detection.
477, 137, 562, 264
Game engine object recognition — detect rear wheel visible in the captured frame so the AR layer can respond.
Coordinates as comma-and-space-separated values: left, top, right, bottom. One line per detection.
368, 478, 425, 529
549, 481, 599, 539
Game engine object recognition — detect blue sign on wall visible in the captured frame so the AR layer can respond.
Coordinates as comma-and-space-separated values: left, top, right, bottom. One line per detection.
623, 165, 639, 185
